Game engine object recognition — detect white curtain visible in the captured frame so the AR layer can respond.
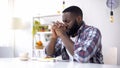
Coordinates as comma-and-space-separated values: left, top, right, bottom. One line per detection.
0, 0, 13, 46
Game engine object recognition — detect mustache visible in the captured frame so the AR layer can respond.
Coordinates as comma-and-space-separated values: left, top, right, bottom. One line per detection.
66, 25, 79, 37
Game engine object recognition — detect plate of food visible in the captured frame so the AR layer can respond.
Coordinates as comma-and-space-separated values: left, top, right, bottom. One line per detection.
38, 56, 56, 62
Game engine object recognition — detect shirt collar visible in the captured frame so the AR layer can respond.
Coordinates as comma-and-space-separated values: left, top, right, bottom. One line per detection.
77, 21, 86, 34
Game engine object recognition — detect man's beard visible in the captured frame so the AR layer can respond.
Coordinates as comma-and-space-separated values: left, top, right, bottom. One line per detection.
66, 20, 81, 37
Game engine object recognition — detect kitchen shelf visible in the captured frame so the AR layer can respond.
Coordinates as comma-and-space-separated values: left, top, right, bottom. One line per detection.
32, 14, 61, 58
36, 32, 52, 34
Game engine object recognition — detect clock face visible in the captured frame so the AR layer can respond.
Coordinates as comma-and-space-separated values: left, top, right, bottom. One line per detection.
106, 0, 119, 9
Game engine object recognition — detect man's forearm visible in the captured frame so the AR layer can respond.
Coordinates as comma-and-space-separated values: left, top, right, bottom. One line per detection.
60, 34, 74, 56
45, 38, 57, 56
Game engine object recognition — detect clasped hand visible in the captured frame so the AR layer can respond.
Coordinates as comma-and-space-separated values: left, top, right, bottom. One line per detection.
51, 21, 67, 38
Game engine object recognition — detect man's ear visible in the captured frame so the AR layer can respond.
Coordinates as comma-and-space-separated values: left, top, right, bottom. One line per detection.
76, 16, 82, 22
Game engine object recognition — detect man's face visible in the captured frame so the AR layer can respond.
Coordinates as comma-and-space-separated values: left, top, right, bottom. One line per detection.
62, 12, 81, 37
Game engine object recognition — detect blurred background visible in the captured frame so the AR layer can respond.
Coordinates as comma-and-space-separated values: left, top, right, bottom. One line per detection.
0, 0, 120, 65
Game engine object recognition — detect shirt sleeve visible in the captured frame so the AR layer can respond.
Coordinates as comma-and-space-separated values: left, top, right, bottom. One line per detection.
52, 38, 62, 57
44, 38, 62, 57
74, 27, 101, 63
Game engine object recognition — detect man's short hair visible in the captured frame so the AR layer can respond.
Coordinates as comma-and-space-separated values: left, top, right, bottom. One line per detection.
62, 6, 83, 17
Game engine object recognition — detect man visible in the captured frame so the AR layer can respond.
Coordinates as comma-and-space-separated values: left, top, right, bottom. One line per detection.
45, 6, 103, 64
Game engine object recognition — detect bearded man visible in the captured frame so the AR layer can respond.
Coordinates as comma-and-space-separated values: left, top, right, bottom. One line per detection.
45, 6, 104, 64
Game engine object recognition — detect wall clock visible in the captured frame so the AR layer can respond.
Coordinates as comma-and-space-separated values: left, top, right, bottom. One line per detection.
106, 0, 119, 9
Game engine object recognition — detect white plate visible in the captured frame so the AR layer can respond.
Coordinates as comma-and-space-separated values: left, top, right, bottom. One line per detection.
19, 57, 29, 61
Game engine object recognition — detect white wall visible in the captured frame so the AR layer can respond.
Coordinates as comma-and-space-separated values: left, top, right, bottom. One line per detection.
12, 0, 120, 65
0, 46, 13, 58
